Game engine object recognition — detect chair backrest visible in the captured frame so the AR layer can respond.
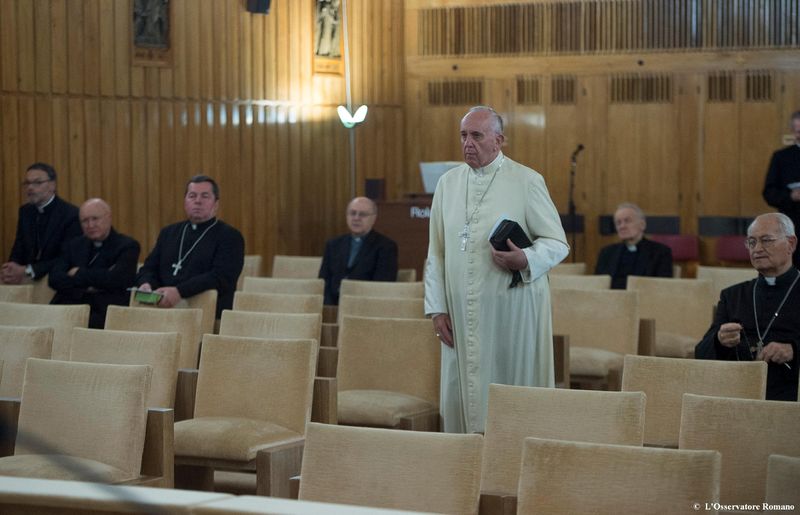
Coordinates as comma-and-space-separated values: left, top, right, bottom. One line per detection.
236, 254, 263, 290
0, 285, 34, 303
549, 262, 586, 275
0, 302, 89, 361
218, 310, 322, 343
649, 234, 699, 261
766, 454, 800, 506
516, 437, 720, 515
105, 305, 203, 370
716, 235, 750, 263
130, 289, 216, 342
550, 289, 639, 356
0, 326, 54, 397
69, 328, 180, 409
232, 292, 323, 315
626, 276, 713, 341
481, 384, 645, 496
242, 277, 325, 296
29, 279, 56, 304
679, 394, 800, 504
337, 295, 425, 324
299, 422, 483, 514
622, 355, 767, 447
396, 268, 417, 282
15, 358, 152, 483
194, 335, 316, 434
548, 274, 611, 290
271, 255, 323, 279
696, 265, 757, 305
337, 316, 439, 406
339, 280, 423, 298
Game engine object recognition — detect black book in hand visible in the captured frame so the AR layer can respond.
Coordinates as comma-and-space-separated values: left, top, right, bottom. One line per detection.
490, 219, 533, 251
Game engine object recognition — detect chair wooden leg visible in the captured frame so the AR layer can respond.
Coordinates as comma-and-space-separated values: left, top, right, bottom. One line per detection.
175, 369, 199, 422
140, 408, 174, 488
316, 346, 338, 378
0, 398, 21, 458
255, 442, 304, 498
175, 464, 214, 491
311, 377, 337, 424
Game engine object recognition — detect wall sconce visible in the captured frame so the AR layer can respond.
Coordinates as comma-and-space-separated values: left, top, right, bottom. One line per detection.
337, 105, 368, 128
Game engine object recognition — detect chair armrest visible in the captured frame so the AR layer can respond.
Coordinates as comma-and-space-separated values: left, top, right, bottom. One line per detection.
638, 318, 656, 356
553, 334, 570, 388
175, 368, 199, 422
140, 408, 175, 488
0, 397, 20, 457
311, 377, 337, 425
479, 491, 517, 515
317, 346, 338, 378
322, 305, 338, 324
321, 323, 338, 348
256, 439, 304, 497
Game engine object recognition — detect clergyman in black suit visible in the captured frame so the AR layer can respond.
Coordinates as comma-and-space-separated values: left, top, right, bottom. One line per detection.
319, 196, 398, 305
595, 202, 673, 289
50, 198, 140, 328
1, 162, 80, 285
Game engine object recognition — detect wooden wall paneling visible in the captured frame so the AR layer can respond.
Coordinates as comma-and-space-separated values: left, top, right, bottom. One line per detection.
186, 101, 202, 184
784, 71, 800, 119
285, 106, 303, 251
83, 0, 100, 96
171, 102, 188, 224
33, 0, 52, 93
287, 0, 303, 103
112, 102, 132, 243
99, 99, 117, 203
581, 74, 610, 269
66, 98, 86, 203
1, 0, 19, 92
172, 0, 187, 98
130, 100, 148, 249
1, 97, 20, 248
639, 102, 680, 215
542, 105, 580, 214
0, 96, 5, 248
675, 73, 701, 235
226, 0, 240, 100
272, 1, 286, 101
200, 102, 215, 176
507, 104, 547, 194
239, 7, 252, 101
17, 98, 36, 178
113, 0, 130, 97
299, 105, 317, 252
144, 68, 159, 98
16, 0, 35, 92
700, 99, 739, 217
213, 0, 227, 100
214, 103, 231, 220
159, 100, 176, 225
98, 0, 115, 97
606, 102, 644, 208
83, 98, 101, 198
252, 7, 265, 101
49, 0, 66, 94
66, 0, 84, 94
738, 82, 779, 215
34, 97, 53, 164
238, 104, 254, 250
185, 1, 200, 100
199, 0, 214, 100
251, 105, 268, 264
51, 97, 69, 206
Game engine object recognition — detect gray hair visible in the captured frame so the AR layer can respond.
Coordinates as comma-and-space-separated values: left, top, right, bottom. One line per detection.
467, 106, 504, 135
748, 213, 796, 237
615, 202, 646, 222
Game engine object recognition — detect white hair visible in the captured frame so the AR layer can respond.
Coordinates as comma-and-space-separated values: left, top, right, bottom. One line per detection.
466, 106, 504, 135
615, 202, 646, 222
747, 213, 796, 237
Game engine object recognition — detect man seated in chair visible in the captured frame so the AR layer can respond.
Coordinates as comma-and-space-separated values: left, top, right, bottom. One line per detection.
136, 175, 244, 317
696, 213, 799, 401
595, 202, 673, 289
49, 198, 140, 328
1, 163, 80, 286
319, 197, 398, 305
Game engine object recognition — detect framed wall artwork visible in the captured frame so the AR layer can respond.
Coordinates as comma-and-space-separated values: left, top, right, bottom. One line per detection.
313, 0, 344, 75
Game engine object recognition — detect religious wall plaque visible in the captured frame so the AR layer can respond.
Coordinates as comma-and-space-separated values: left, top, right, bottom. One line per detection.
132, 0, 172, 67
313, 0, 344, 75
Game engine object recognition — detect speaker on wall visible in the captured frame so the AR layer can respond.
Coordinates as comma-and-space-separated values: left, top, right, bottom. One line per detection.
246, 0, 271, 14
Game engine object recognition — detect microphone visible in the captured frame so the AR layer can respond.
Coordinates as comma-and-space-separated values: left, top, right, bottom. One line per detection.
571, 144, 585, 161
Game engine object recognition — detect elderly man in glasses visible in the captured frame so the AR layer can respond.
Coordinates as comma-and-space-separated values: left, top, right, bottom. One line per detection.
696, 212, 800, 401
1, 163, 80, 286
318, 196, 398, 305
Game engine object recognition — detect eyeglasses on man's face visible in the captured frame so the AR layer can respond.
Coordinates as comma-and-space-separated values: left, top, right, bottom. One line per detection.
744, 236, 785, 250
21, 179, 53, 187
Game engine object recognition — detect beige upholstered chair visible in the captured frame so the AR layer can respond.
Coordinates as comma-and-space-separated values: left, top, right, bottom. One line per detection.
550, 289, 642, 390
337, 316, 440, 431
0, 302, 89, 361
337, 295, 425, 324
679, 394, 800, 504
516, 437, 720, 515
174, 334, 316, 497
243, 277, 325, 296
131, 289, 217, 340
697, 265, 757, 305
0, 284, 34, 303
233, 292, 324, 315
0, 326, 53, 397
339, 280, 424, 298
271, 255, 323, 279
28, 278, 56, 304
626, 277, 714, 358
105, 305, 203, 370
192, 494, 434, 514
548, 274, 611, 290
621, 355, 767, 447
549, 262, 586, 275
219, 310, 322, 342
480, 385, 645, 514
766, 455, 800, 506
299, 422, 483, 514
237, 254, 264, 290
672, 263, 682, 278
0, 359, 172, 487
396, 268, 417, 282
69, 328, 180, 409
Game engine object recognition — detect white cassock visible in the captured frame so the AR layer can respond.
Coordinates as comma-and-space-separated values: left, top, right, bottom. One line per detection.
424, 152, 569, 433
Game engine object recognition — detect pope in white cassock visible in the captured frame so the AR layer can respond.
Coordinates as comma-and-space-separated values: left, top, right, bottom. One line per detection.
424, 106, 569, 433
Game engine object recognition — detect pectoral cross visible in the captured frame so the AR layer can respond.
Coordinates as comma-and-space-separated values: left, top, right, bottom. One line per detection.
171, 262, 182, 276
459, 223, 469, 251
